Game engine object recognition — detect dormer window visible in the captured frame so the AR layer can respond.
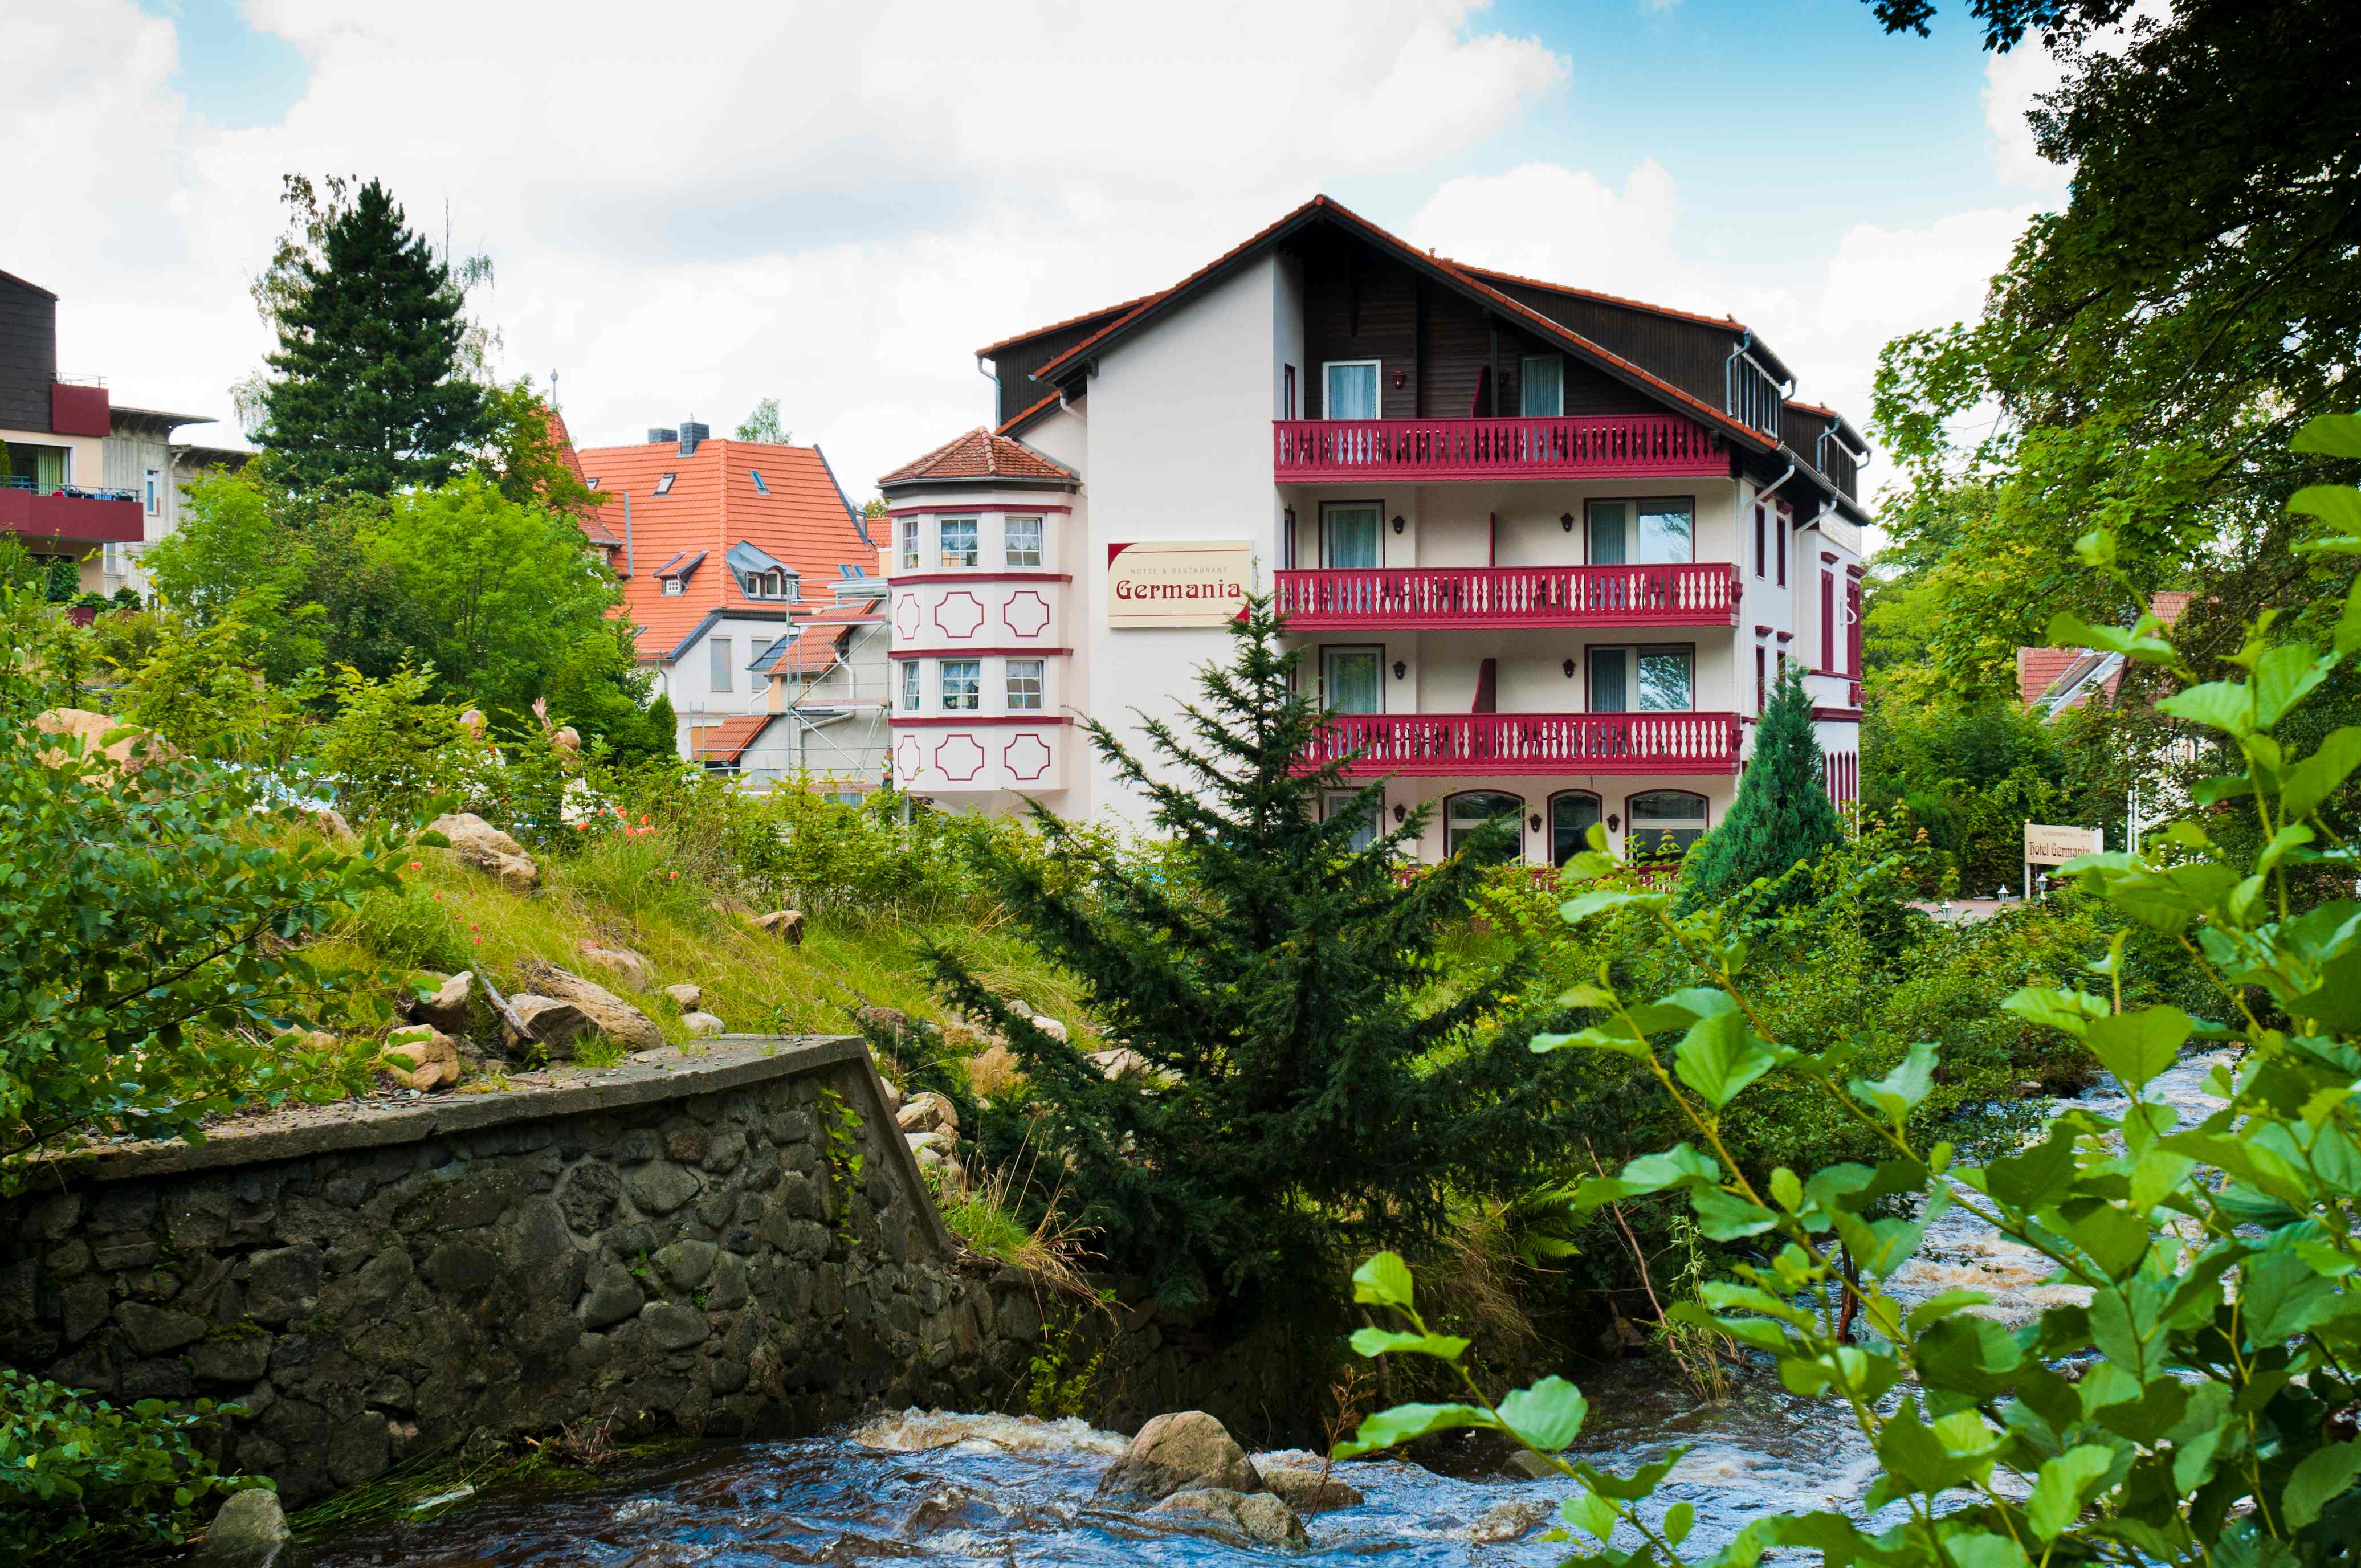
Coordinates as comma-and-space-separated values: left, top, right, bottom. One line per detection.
586, 477, 602, 490
662, 578, 684, 597
744, 568, 796, 600
655, 473, 676, 496
750, 469, 769, 495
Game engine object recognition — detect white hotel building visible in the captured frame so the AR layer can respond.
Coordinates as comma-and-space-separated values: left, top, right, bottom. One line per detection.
876, 197, 1867, 868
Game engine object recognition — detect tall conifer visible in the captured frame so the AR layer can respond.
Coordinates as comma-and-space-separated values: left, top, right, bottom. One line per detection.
258, 181, 488, 495
1681, 667, 1844, 910
931, 598, 1527, 1310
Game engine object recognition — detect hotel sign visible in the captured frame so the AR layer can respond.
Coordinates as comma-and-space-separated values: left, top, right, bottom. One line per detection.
2024, 823, 2102, 865
1106, 539, 1254, 627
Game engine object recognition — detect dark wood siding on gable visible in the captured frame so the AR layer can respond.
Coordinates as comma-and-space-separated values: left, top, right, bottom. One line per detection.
1299, 230, 1419, 418
986, 306, 1141, 426
0, 273, 58, 434
1482, 280, 1739, 418
1420, 287, 1489, 417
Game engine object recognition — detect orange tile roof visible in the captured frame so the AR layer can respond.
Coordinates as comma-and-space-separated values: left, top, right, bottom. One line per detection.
572, 436, 872, 660
1025, 194, 1778, 452
994, 387, 1064, 437
692, 713, 775, 762
2017, 646, 2086, 708
974, 291, 1168, 358
878, 428, 1079, 487
2150, 590, 2192, 628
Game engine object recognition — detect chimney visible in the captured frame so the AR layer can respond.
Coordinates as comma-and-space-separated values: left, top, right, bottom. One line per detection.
678, 419, 709, 458
646, 427, 677, 444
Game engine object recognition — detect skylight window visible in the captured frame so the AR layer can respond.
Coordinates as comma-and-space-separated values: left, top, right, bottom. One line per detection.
749, 469, 769, 495
654, 473, 676, 496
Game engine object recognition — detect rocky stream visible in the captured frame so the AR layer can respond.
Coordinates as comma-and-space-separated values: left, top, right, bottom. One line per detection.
282, 1054, 2229, 1567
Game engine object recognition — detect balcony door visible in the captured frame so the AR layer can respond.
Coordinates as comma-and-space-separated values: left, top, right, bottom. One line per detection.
1320, 503, 1382, 570
1588, 498, 1694, 565
1319, 644, 1384, 714
1589, 644, 1694, 712
1324, 360, 1381, 421
1549, 790, 1601, 867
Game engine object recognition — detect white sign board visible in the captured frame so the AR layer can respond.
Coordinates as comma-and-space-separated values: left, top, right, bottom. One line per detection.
2024, 823, 2102, 865
1107, 539, 1254, 627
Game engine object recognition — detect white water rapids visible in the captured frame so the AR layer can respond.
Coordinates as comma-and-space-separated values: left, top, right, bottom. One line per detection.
295, 1055, 2230, 1565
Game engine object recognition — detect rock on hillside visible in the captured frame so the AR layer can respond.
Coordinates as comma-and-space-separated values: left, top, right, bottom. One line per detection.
515, 961, 665, 1053
429, 812, 540, 894
34, 708, 177, 774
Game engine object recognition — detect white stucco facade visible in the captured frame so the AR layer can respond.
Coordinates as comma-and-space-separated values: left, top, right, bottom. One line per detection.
879, 210, 1866, 867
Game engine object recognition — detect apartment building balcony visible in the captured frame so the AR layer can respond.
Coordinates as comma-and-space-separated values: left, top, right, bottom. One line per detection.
1307, 710, 1742, 777
1274, 562, 1739, 632
1273, 413, 1725, 483
0, 479, 142, 545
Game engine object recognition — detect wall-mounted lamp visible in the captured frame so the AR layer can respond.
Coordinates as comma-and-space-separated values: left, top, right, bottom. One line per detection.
1391, 803, 1407, 824
1560, 512, 1575, 533
1392, 660, 1407, 680
1528, 813, 1543, 832
1561, 658, 1577, 679
1390, 368, 1408, 389
1390, 514, 1405, 536
1606, 813, 1621, 832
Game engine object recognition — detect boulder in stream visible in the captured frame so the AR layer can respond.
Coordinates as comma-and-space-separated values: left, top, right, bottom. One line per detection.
1260, 1461, 1364, 1513
193, 1486, 289, 1566
1148, 1487, 1308, 1547
1095, 1411, 1264, 1503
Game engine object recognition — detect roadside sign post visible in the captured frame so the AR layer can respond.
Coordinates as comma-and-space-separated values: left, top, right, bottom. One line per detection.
2022, 823, 2103, 902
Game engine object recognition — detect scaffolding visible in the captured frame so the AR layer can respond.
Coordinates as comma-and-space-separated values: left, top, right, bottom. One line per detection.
736, 611, 891, 796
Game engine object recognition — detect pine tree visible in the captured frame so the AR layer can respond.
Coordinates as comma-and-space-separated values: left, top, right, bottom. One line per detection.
1681, 666, 1844, 910
931, 598, 1528, 1310
257, 180, 489, 495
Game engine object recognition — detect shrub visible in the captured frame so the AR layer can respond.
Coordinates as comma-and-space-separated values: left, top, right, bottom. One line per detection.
1, 583, 405, 1185
1338, 414, 2361, 1567
303, 660, 483, 825
0, 1370, 263, 1562
345, 881, 472, 973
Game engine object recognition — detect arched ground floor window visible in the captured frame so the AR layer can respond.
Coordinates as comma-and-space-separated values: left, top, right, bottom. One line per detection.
1445, 789, 1524, 864
1549, 790, 1601, 866
1627, 789, 1708, 860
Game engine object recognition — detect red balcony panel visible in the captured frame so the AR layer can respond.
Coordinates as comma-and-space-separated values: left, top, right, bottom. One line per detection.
1274, 564, 1739, 631
0, 488, 144, 544
50, 382, 111, 437
1274, 413, 1725, 483
1306, 711, 1742, 777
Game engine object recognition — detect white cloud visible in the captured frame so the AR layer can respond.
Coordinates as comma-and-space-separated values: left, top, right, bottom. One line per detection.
6, 0, 1566, 493
1981, 30, 2073, 190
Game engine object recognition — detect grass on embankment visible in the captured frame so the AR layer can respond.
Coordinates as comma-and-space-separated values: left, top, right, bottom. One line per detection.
307, 821, 1105, 1064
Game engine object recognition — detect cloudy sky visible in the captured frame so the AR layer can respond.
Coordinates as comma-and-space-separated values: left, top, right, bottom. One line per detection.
6, 0, 2067, 503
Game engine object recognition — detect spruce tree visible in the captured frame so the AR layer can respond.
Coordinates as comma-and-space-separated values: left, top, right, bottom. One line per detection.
1681, 666, 1844, 910
258, 180, 488, 496
931, 598, 1528, 1310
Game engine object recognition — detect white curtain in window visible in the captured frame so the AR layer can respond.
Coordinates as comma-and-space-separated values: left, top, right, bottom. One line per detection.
1321, 647, 1383, 714
1326, 362, 1380, 420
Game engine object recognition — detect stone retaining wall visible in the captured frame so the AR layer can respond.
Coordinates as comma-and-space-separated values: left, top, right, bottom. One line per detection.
0, 1038, 1050, 1508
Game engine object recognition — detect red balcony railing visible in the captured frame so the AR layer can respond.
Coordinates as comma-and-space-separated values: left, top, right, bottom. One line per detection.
1307, 711, 1742, 777
1273, 564, 1739, 630
0, 484, 142, 544
1274, 413, 1725, 482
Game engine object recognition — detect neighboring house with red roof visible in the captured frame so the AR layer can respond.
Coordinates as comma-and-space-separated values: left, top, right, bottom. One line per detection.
878, 194, 1871, 863
2017, 592, 2193, 716
572, 419, 885, 786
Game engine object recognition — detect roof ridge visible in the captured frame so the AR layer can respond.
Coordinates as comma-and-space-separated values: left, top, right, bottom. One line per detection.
1448, 262, 1746, 332
976, 289, 1171, 358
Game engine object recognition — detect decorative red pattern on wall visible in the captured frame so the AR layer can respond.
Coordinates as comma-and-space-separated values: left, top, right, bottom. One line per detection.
933, 734, 986, 782
1001, 590, 1052, 638
1302, 712, 1743, 777
1004, 733, 1055, 782
932, 591, 985, 639
1274, 413, 1724, 482
1274, 564, 1740, 630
